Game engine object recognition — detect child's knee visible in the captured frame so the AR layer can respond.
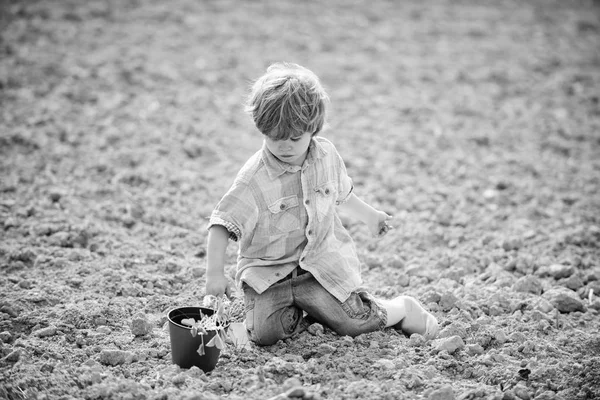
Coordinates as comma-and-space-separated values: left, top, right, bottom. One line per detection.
248, 332, 281, 346
247, 324, 285, 346
246, 306, 303, 346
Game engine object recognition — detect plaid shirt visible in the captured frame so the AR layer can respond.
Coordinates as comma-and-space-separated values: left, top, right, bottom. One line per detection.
208, 136, 361, 302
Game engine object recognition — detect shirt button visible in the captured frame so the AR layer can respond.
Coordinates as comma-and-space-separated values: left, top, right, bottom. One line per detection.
280, 204, 286, 210
305, 200, 310, 205
308, 230, 313, 235
300, 257, 305, 262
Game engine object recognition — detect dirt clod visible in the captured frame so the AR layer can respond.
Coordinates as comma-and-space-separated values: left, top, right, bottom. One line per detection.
99, 349, 135, 366
131, 313, 153, 337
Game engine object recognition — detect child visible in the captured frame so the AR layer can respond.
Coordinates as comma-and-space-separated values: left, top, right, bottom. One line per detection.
205, 62, 438, 345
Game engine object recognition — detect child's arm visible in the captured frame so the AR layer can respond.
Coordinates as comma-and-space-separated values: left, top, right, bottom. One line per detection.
337, 193, 392, 237
205, 225, 232, 298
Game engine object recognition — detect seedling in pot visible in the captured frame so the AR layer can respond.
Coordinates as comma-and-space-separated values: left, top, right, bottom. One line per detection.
179, 295, 248, 355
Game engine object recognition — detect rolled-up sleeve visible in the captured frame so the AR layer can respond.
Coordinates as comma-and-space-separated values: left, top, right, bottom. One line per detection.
208, 182, 258, 242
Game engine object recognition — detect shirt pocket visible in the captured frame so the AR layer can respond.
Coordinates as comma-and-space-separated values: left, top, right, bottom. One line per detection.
267, 195, 301, 235
314, 182, 337, 222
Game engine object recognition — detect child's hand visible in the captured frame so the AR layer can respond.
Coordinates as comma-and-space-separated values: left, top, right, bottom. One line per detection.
205, 272, 232, 299
369, 210, 393, 237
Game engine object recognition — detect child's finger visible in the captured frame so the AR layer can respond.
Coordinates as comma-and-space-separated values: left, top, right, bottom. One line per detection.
378, 221, 393, 236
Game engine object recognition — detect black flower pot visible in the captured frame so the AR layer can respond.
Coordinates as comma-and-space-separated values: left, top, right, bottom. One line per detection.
167, 307, 222, 372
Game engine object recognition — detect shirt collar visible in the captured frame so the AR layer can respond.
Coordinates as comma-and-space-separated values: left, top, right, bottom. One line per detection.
261, 137, 328, 180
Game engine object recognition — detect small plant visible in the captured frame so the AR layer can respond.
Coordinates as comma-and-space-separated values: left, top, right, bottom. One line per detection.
179, 296, 232, 356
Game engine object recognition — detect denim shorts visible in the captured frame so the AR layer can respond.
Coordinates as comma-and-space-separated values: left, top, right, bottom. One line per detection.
242, 268, 387, 345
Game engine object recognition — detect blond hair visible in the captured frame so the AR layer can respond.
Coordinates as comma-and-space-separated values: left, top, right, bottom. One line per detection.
245, 62, 329, 140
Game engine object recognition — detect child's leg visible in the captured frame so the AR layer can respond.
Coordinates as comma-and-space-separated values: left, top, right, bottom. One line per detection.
242, 281, 307, 346
293, 274, 438, 340
294, 274, 387, 337
379, 296, 439, 340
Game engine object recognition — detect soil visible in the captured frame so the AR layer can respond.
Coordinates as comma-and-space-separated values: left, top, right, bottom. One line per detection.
1, 0, 600, 399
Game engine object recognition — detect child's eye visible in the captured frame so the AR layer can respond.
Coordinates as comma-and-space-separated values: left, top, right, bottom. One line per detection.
291, 137, 301, 142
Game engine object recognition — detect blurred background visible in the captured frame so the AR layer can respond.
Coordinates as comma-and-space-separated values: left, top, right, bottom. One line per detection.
1, 0, 599, 276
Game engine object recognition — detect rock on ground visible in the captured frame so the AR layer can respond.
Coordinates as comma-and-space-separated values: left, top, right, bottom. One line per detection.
542, 287, 586, 313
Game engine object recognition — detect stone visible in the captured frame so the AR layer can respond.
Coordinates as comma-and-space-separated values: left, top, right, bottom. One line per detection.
494, 330, 508, 344
4, 349, 22, 362
397, 273, 410, 287
428, 384, 454, 400
488, 292, 512, 313
389, 256, 405, 269
18, 280, 33, 289
536, 264, 574, 279
587, 280, 600, 295
513, 275, 543, 295
502, 390, 517, 400
529, 310, 548, 322
49, 190, 63, 202
185, 366, 205, 378
375, 359, 396, 370
99, 349, 135, 366
340, 335, 354, 347
586, 270, 600, 283
423, 291, 442, 304
267, 394, 288, 400
542, 287, 586, 313
537, 320, 552, 332
164, 260, 183, 273
131, 313, 153, 336
438, 322, 468, 339
307, 323, 324, 336
285, 387, 307, 398
0, 331, 12, 342
282, 377, 302, 391
407, 373, 424, 389
514, 384, 531, 400
4, 217, 19, 229
0, 305, 19, 318
172, 372, 187, 385
408, 333, 426, 347
439, 292, 459, 311
466, 344, 484, 355
562, 274, 584, 290
502, 237, 522, 251
316, 343, 336, 356
474, 330, 493, 348
406, 264, 433, 278
48, 231, 72, 248
531, 297, 555, 313
515, 255, 535, 274
33, 326, 57, 338
432, 335, 464, 354
533, 391, 557, 400
519, 341, 536, 355
97, 326, 112, 335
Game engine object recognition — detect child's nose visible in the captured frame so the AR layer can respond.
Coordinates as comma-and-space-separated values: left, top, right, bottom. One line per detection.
280, 141, 292, 151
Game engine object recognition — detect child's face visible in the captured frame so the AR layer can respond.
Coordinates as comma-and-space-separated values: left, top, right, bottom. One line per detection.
264, 131, 313, 166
